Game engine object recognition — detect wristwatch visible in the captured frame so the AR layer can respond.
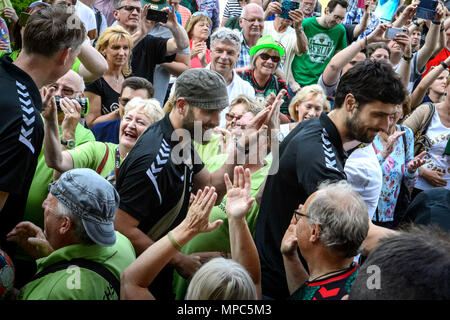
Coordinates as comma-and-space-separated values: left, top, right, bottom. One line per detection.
61, 139, 75, 149
402, 55, 413, 62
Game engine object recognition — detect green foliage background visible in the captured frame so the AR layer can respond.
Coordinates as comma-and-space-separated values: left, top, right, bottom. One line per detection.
11, 0, 34, 14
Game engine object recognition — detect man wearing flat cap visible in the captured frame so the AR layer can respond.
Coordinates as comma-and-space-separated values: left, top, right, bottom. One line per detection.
115, 68, 251, 299
6, 168, 136, 300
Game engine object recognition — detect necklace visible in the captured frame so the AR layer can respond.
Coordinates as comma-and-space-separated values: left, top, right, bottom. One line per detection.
308, 265, 351, 282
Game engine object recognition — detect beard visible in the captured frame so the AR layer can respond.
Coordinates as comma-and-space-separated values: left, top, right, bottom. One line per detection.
181, 108, 215, 145
345, 109, 378, 143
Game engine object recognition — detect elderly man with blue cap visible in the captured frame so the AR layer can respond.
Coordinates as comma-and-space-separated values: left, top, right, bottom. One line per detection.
6, 168, 136, 300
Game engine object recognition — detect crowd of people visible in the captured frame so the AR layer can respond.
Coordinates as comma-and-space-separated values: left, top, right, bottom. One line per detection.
0, 0, 449, 301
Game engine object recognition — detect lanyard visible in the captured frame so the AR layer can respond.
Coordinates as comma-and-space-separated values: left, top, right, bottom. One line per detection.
115, 146, 121, 178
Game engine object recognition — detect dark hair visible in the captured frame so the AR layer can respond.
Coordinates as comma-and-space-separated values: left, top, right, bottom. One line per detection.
23, 5, 85, 58
334, 60, 406, 109
365, 42, 391, 59
392, 4, 406, 23
121, 77, 155, 98
349, 225, 450, 300
327, 0, 348, 12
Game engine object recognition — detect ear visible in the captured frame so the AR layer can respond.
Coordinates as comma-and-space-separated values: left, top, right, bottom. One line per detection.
239, 17, 243, 28
58, 47, 72, 67
309, 223, 320, 243
175, 97, 189, 116
344, 93, 358, 114
113, 9, 120, 21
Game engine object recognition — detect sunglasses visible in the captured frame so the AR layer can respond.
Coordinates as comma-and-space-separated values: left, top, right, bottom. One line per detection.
259, 53, 281, 63
117, 5, 141, 13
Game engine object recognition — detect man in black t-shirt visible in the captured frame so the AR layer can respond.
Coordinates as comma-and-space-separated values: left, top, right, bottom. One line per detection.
115, 69, 240, 299
255, 60, 407, 299
113, 0, 189, 84
0, 6, 85, 257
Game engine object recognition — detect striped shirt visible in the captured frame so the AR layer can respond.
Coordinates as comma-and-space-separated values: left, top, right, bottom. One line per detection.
223, 0, 243, 19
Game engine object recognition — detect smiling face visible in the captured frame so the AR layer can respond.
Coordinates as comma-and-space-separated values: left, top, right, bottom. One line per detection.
119, 107, 153, 151
210, 40, 240, 77
295, 94, 325, 122
324, 4, 346, 29
254, 49, 280, 76
240, 5, 264, 39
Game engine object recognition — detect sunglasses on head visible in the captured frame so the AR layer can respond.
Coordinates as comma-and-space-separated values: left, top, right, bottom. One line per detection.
259, 53, 280, 63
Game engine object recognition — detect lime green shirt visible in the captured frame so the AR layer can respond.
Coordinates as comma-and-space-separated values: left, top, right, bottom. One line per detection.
18, 232, 136, 300
291, 17, 347, 86
69, 141, 124, 179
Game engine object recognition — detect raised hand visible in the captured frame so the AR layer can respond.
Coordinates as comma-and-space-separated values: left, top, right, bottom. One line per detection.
380, 130, 405, 159
59, 97, 82, 139
40, 86, 57, 121
224, 166, 255, 220
179, 186, 222, 235
289, 9, 304, 31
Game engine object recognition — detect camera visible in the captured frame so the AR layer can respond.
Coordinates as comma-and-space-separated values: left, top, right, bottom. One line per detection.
279, 0, 300, 20
54, 97, 89, 118
146, 8, 168, 23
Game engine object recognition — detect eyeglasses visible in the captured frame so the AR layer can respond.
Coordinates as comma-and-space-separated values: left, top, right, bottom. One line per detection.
225, 112, 243, 122
48, 83, 79, 97
293, 209, 309, 223
242, 17, 264, 24
259, 53, 281, 63
117, 5, 141, 13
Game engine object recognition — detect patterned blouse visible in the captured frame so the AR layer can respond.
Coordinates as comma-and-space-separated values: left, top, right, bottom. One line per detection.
372, 125, 418, 222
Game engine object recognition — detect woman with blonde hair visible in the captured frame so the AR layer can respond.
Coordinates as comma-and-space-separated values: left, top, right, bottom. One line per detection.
278, 85, 330, 142
185, 12, 212, 68
85, 25, 134, 128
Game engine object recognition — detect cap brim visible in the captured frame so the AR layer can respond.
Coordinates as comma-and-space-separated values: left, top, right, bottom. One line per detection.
250, 43, 285, 57
82, 219, 116, 247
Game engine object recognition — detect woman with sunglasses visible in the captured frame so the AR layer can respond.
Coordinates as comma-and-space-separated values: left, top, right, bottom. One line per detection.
184, 12, 212, 68
237, 35, 291, 116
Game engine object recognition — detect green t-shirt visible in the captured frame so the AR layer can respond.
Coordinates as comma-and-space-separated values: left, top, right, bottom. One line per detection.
193, 134, 223, 171
18, 232, 136, 300
69, 141, 124, 179
291, 17, 347, 86
172, 153, 272, 300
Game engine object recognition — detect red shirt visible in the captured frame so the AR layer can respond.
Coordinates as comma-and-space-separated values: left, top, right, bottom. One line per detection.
422, 47, 450, 78
189, 40, 211, 69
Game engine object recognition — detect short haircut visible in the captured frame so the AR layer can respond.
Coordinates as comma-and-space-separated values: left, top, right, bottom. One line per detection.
123, 97, 164, 124
185, 14, 212, 39
230, 94, 265, 116
121, 76, 154, 98
327, 0, 348, 12
250, 48, 281, 70
365, 42, 391, 59
210, 27, 241, 53
185, 257, 258, 300
288, 84, 330, 121
95, 25, 134, 77
349, 225, 450, 300
334, 59, 406, 109
22, 4, 85, 58
306, 180, 369, 258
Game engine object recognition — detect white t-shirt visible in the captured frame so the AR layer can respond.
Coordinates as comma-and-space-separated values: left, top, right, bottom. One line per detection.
344, 144, 383, 220
415, 109, 450, 191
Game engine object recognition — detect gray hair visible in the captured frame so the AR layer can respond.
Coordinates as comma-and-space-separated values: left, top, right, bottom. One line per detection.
123, 97, 164, 123
210, 27, 241, 53
185, 257, 258, 300
240, 3, 264, 18
56, 201, 95, 246
250, 48, 281, 72
230, 94, 265, 116
306, 180, 369, 258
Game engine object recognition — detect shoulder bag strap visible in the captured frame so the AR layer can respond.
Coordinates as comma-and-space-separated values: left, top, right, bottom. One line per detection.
96, 143, 110, 174
421, 102, 436, 135
29, 258, 120, 296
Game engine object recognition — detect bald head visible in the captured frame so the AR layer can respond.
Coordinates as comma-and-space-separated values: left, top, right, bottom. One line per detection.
51, 69, 85, 99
